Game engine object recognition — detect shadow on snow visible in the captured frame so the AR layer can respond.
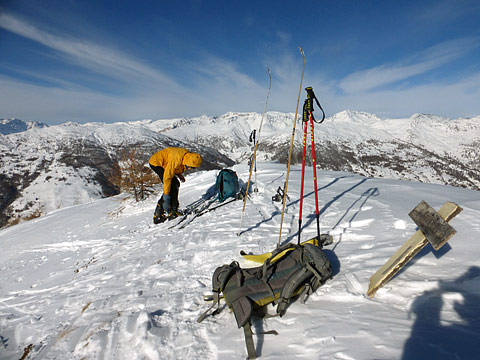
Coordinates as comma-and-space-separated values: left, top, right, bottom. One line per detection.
402, 266, 480, 360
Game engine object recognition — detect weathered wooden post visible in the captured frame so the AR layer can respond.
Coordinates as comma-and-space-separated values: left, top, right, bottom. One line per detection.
368, 200, 462, 298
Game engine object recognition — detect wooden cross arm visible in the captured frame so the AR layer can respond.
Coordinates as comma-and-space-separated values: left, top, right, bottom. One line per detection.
367, 201, 462, 298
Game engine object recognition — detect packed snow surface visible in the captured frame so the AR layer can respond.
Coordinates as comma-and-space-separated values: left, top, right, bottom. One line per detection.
1, 163, 479, 359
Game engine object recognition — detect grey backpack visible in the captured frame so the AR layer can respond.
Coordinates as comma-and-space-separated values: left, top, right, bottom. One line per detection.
198, 242, 332, 359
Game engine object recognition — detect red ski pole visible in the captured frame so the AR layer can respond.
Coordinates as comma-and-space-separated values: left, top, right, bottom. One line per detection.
298, 118, 308, 244
300, 86, 326, 243
309, 113, 321, 240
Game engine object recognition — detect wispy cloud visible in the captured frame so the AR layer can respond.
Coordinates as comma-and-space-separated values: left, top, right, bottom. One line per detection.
415, 0, 480, 25
0, 74, 203, 124
1, 11, 479, 123
0, 13, 274, 121
192, 55, 261, 90
323, 72, 480, 118
338, 37, 480, 94
0, 13, 180, 91
182, 55, 272, 115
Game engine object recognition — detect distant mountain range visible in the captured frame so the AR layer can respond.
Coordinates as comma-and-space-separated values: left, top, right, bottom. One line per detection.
0, 118, 48, 135
1, 111, 479, 227
159, 111, 480, 190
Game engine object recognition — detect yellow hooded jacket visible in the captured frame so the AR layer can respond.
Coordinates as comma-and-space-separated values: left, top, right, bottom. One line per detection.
149, 147, 202, 195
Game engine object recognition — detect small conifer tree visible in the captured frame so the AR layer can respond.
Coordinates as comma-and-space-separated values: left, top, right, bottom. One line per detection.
109, 147, 157, 201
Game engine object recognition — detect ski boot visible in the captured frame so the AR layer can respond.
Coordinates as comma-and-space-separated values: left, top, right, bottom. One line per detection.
167, 208, 183, 221
153, 204, 168, 224
154, 213, 168, 224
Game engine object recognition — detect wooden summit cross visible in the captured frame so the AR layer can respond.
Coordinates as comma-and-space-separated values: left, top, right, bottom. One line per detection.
367, 200, 463, 298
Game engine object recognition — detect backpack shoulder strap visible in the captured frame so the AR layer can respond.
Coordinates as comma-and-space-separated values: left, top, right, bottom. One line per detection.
276, 265, 312, 316
243, 321, 257, 359
259, 243, 299, 303
303, 243, 332, 282
276, 244, 332, 316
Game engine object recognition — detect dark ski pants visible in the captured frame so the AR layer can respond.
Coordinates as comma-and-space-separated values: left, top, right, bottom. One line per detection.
150, 164, 180, 214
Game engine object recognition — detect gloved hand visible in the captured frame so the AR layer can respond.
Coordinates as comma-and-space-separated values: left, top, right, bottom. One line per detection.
162, 194, 171, 212
177, 174, 186, 183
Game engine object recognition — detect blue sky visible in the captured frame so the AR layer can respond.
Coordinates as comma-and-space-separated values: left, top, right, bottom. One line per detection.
1, 0, 479, 124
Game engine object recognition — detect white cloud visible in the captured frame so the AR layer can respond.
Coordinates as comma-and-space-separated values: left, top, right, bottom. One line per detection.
0, 13, 180, 91
1, 13, 479, 123
339, 37, 480, 94
0, 74, 201, 124
192, 55, 261, 91
324, 72, 480, 118
0, 13, 274, 121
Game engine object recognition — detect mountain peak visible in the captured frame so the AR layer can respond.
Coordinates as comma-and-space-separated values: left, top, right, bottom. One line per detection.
330, 110, 381, 123
409, 113, 450, 122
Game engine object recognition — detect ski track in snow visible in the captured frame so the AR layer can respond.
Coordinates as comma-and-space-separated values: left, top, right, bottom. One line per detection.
1, 163, 480, 359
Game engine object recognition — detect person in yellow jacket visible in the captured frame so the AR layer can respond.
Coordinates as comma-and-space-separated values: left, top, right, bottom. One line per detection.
149, 147, 202, 224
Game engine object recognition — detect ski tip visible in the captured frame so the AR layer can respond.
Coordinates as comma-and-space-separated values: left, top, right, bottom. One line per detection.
240, 250, 247, 256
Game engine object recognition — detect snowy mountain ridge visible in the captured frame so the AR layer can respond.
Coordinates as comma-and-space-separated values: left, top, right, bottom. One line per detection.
155, 110, 480, 159
155, 110, 480, 188
1, 111, 479, 228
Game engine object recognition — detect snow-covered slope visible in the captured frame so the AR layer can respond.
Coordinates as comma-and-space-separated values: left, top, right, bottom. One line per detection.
0, 122, 234, 227
1, 163, 479, 359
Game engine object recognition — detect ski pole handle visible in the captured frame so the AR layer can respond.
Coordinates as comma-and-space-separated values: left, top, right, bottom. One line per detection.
302, 98, 312, 122
304, 86, 326, 123
305, 86, 316, 100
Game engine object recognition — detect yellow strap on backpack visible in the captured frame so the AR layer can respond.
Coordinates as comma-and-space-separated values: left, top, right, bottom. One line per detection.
241, 237, 319, 263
